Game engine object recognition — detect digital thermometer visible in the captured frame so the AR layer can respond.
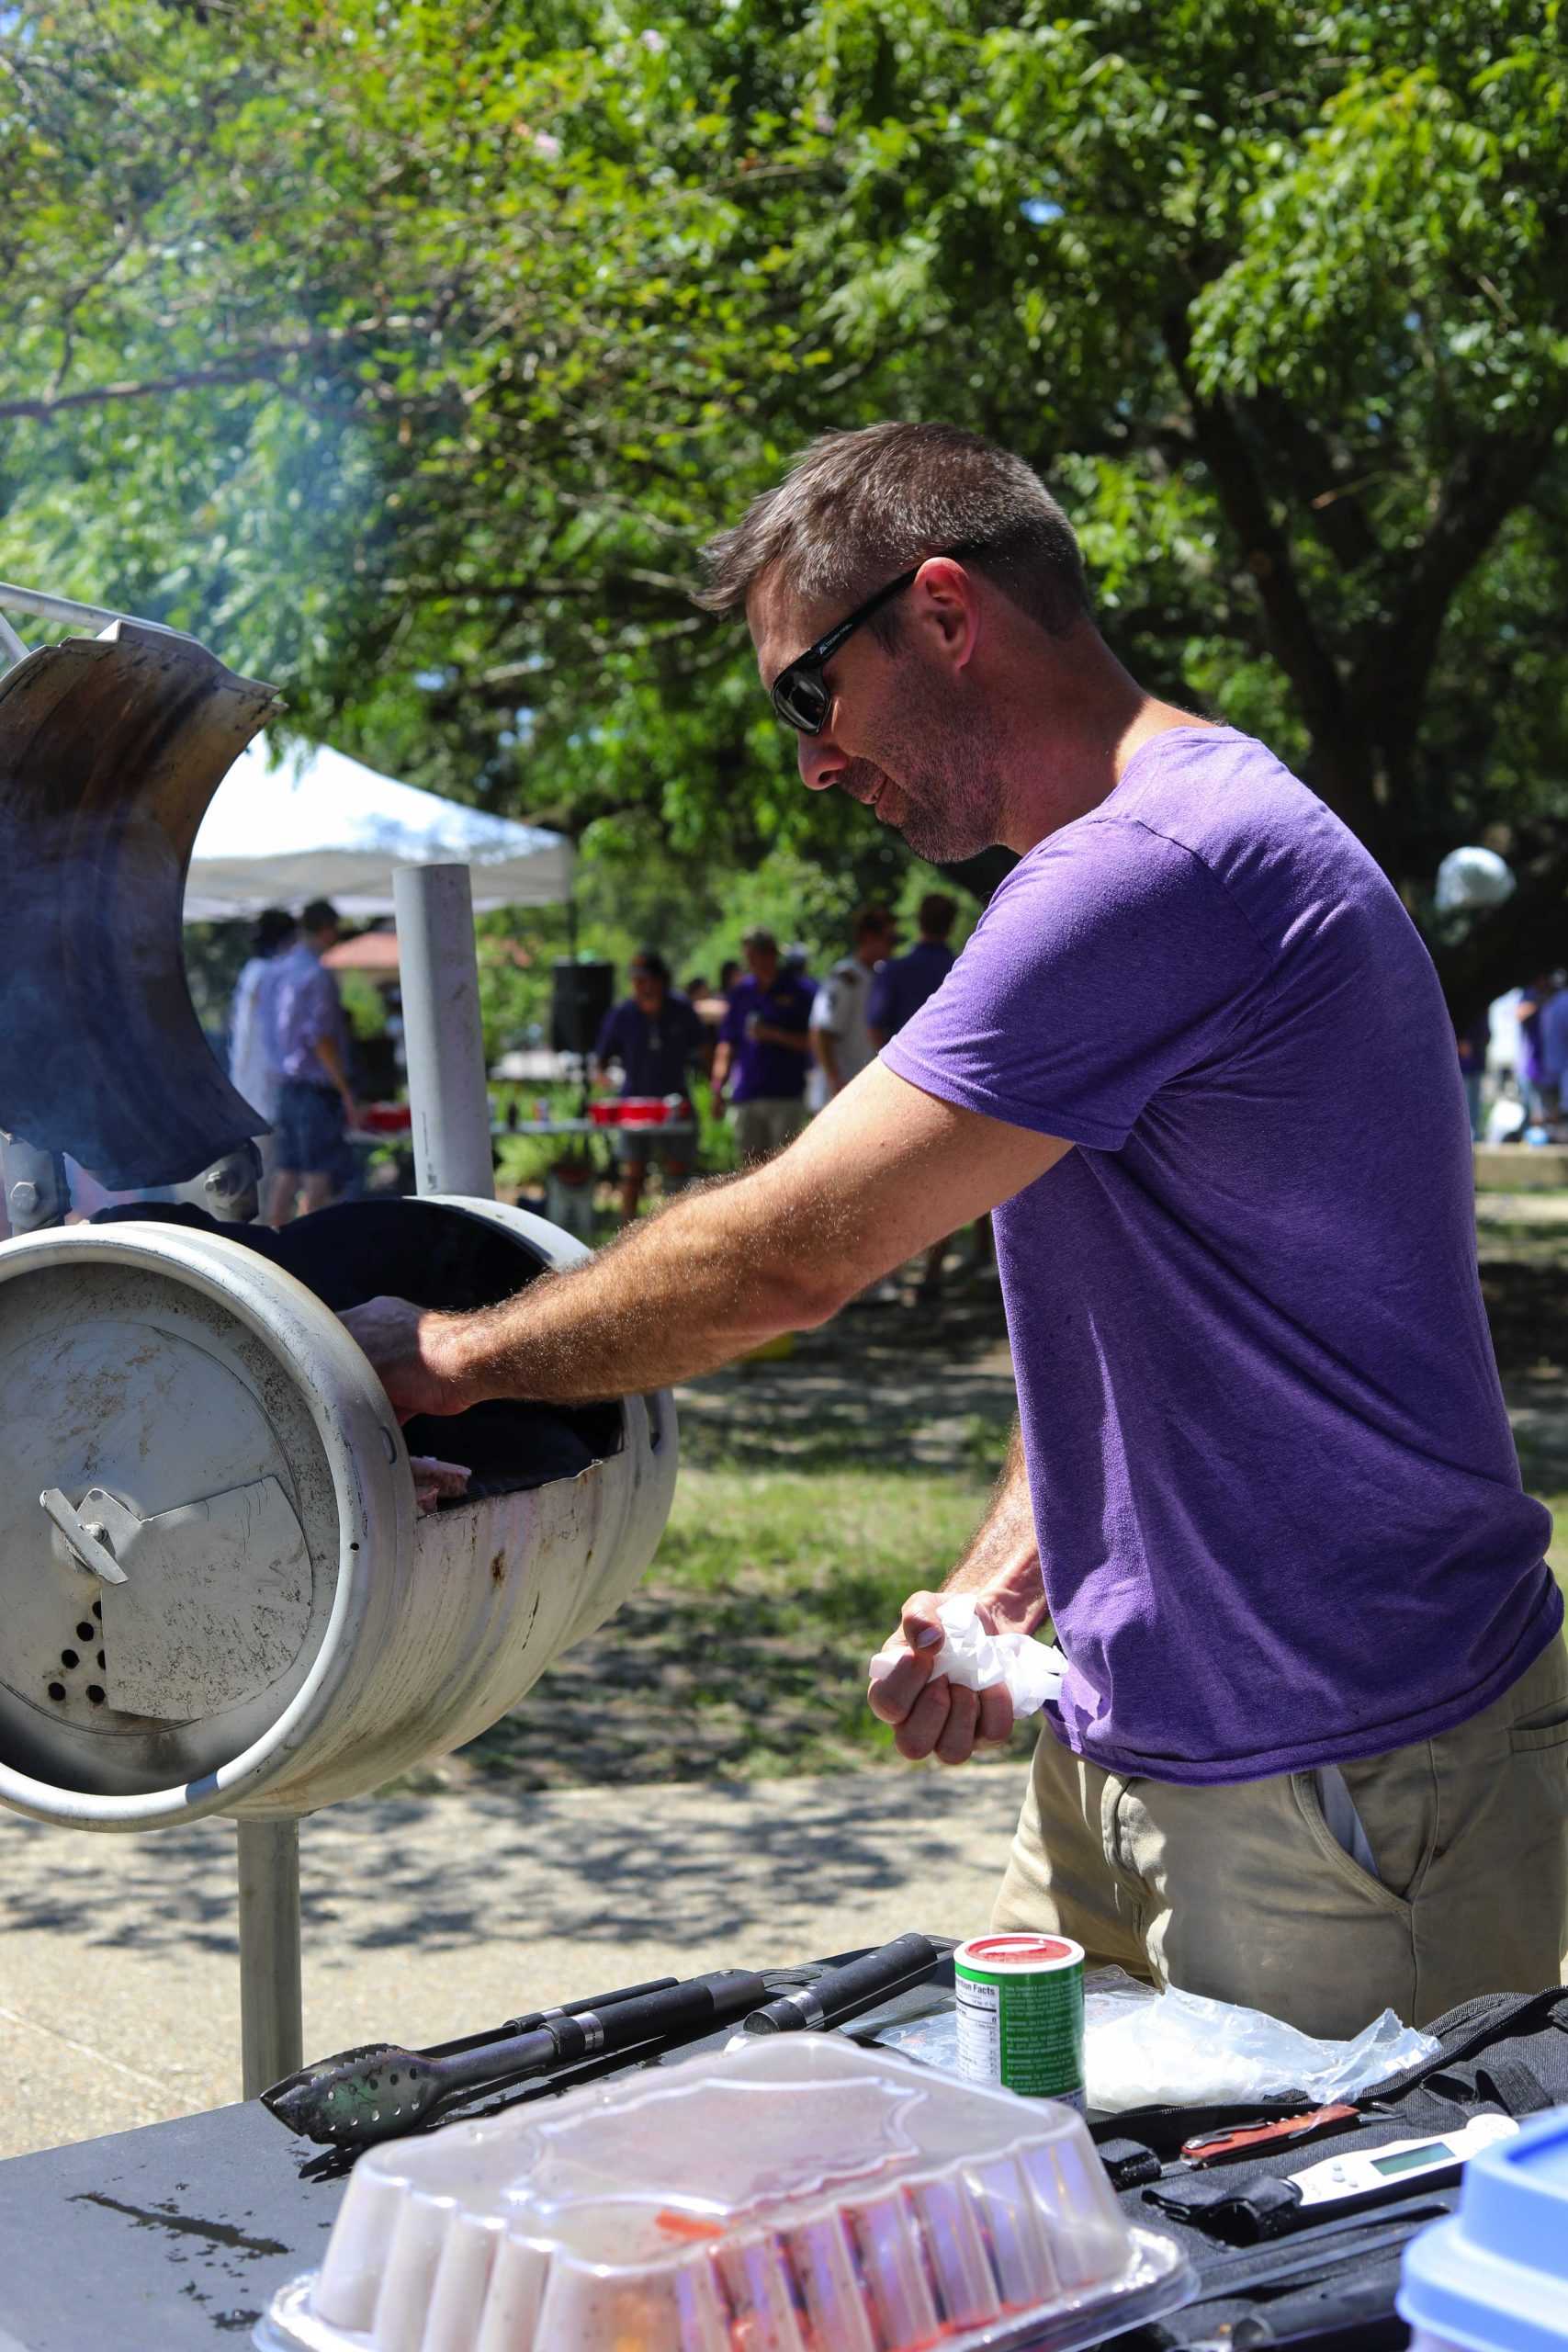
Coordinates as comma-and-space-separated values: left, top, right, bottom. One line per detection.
1289, 2111, 1518, 2207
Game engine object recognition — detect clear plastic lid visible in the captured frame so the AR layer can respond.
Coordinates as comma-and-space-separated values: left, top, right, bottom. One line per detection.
259, 2036, 1195, 2352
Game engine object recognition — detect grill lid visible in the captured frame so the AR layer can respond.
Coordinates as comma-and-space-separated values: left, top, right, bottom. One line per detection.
0, 618, 280, 1187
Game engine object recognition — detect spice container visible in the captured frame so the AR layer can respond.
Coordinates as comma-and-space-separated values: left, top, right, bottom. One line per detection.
259, 2036, 1195, 2352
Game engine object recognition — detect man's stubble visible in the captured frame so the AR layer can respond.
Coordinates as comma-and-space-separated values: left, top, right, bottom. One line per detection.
871, 662, 1009, 865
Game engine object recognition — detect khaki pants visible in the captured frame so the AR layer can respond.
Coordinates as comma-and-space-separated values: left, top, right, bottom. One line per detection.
993, 1635, 1568, 2036
733, 1098, 808, 1162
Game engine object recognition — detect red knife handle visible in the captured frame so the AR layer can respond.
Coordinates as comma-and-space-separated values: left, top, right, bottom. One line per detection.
1181, 2101, 1359, 2166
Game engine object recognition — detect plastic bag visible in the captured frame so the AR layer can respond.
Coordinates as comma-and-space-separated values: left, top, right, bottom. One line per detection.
867, 1593, 1066, 1715
1083, 1967, 1441, 2114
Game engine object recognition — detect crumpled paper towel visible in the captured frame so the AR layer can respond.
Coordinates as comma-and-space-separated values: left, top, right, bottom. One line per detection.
871, 1593, 1066, 1715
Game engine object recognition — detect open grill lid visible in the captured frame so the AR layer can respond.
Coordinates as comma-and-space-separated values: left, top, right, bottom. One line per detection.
0, 618, 280, 1188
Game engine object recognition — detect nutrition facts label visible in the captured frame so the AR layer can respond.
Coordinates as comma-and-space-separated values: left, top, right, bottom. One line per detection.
954, 1976, 1000, 2084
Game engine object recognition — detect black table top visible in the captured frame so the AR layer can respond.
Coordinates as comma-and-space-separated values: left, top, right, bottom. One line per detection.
0, 2095, 344, 2349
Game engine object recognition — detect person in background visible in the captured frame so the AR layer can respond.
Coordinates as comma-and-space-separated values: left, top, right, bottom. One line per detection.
1537, 979, 1568, 1130
1516, 972, 1556, 1130
592, 949, 708, 1224
229, 907, 296, 1180
265, 899, 356, 1224
868, 891, 958, 1046
810, 905, 897, 1104
868, 889, 981, 1298
711, 927, 815, 1160
1455, 1007, 1492, 1144
718, 956, 741, 998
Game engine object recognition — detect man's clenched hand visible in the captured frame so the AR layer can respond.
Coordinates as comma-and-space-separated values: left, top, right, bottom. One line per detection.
867, 1588, 1015, 1765
341, 1295, 479, 1421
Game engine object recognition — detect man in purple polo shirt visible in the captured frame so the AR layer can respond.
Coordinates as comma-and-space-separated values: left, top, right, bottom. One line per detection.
712, 927, 816, 1161
341, 424, 1567, 2032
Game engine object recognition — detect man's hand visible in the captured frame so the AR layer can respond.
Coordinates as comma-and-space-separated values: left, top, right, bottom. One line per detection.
341, 1295, 477, 1421
867, 1589, 1015, 1765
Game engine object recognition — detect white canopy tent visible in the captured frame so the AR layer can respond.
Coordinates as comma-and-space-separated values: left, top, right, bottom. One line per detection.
184, 733, 572, 920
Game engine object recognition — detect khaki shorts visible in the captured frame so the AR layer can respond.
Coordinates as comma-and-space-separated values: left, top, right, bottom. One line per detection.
732, 1097, 808, 1163
992, 1634, 1568, 2036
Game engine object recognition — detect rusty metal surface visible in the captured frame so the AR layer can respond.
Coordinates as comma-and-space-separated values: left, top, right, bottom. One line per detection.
0, 621, 280, 1187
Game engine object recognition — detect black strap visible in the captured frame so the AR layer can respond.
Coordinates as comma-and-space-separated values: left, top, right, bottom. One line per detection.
1098, 2134, 1163, 2189
1145, 2172, 1303, 2245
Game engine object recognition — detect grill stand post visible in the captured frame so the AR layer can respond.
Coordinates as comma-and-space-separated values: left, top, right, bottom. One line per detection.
237, 1817, 303, 2098
394, 863, 496, 1202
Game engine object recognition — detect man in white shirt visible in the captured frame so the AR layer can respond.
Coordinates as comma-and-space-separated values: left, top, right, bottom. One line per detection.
809, 905, 896, 1103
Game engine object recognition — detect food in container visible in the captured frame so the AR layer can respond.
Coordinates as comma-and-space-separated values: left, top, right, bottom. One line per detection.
259, 2035, 1194, 2352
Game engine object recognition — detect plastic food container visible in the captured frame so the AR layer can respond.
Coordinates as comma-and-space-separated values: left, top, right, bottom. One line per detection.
1399, 2102, 1568, 2352
259, 2036, 1194, 2352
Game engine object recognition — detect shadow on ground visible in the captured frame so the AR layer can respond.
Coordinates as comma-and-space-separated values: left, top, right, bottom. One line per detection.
0, 1767, 1021, 1962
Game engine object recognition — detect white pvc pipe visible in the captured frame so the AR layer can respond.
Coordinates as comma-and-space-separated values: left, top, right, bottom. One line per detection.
394, 864, 495, 1202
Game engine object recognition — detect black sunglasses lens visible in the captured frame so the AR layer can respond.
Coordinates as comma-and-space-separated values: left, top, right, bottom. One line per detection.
774, 666, 829, 735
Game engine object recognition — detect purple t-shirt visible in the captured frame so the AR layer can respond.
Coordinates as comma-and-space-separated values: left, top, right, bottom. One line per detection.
271, 943, 349, 1089
719, 973, 815, 1102
594, 992, 705, 1098
868, 937, 956, 1037
884, 726, 1558, 1785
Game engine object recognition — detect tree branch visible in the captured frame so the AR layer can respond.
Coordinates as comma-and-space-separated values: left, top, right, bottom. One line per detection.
1349, 417, 1567, 746
1245, 389, 1383, 574
1162, 309, 1377, 840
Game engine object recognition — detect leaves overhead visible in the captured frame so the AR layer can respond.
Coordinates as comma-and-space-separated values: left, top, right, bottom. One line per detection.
3, 1, 1567, 1005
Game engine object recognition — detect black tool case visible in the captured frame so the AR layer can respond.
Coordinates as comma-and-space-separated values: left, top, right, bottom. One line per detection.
1096, 1984, 1568, 2349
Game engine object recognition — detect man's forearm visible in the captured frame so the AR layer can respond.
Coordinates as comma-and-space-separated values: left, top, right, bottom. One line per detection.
944, 1424, 1046, 1633
431, 1170, 842, 1405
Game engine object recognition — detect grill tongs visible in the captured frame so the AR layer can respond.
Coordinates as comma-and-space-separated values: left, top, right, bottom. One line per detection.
262, 1970, 767, 2148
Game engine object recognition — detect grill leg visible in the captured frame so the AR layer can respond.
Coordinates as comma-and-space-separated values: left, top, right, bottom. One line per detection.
237, 1816, 303, 2098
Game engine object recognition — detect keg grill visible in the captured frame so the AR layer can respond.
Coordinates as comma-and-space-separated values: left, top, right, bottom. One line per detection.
0, 583, 676, 2099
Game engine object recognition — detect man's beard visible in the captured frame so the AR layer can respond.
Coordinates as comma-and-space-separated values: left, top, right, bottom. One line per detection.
857, 681, 1008, 862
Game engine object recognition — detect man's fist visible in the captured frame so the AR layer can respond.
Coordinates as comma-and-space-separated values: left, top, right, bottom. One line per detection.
866, 1589, 1015, 1765
341, 1295, 477, 1422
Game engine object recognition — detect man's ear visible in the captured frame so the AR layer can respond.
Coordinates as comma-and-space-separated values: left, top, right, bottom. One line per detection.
910, 556, 980, 672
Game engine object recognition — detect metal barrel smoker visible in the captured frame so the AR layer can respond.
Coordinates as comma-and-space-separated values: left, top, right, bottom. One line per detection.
0, 587, 678, 2096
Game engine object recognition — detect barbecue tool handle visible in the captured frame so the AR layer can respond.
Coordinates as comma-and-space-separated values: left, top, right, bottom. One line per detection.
428, 1975, 679, 2061
435, 1969, 769, 2097
533, 1969, 767, 2073
741, 1935, 944, 2033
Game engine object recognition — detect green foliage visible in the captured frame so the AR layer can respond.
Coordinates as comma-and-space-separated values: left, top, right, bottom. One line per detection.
4, 1, 1568, 1012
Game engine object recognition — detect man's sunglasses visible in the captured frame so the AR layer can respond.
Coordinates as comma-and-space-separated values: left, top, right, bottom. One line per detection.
769, 563, 930, 736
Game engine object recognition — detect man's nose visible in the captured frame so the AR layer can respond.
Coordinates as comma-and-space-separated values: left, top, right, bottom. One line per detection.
797, 729, 846, 794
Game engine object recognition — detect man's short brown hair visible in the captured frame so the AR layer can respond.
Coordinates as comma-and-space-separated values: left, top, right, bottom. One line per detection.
854, 903, 896, 942
697, 422, 1089, 641
918, 892, 958, 939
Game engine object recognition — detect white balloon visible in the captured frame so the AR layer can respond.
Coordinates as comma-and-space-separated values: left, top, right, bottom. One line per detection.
1435, 846, 1516, 911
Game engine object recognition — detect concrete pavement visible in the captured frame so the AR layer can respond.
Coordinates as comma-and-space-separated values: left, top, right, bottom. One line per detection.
0, 1762, 1024, 2160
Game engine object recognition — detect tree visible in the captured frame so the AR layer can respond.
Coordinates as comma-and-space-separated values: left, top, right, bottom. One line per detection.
3, 1, 1565, 1014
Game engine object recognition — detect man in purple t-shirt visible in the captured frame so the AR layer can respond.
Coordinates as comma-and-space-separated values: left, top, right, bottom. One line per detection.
341, 424, 1566, 2033
712, 927, 817, 1162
